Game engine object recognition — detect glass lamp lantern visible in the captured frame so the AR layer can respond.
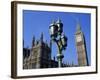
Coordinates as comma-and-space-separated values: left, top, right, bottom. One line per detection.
56, 19, 63, 35
49, 21, 58, 40
61, 33, 67, 49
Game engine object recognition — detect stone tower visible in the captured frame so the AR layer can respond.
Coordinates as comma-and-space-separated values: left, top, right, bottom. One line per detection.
75, 22, 89, 66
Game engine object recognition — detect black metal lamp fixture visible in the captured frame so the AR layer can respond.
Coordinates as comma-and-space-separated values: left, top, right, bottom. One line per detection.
49, 19, 67, 67
56, 19, 63, 35
49, 21, 58, 40
60, 33, 67, 50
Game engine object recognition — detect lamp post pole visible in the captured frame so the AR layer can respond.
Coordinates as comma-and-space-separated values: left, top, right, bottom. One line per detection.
57, 48, 64, 67
49, 19, 67, 68
55, 40, 63, 67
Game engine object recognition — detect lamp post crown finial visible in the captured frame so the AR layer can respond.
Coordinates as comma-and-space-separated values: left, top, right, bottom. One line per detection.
52, 20, 56, 24
57, 18, 61, 23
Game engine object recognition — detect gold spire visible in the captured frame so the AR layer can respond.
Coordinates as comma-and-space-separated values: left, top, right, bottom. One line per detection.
76, 21, 81, 32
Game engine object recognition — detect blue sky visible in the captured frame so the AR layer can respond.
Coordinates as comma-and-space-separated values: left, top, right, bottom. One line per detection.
23, 10, 91, 65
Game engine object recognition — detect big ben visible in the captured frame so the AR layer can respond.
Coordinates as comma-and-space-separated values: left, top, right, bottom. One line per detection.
75, 23, 89, 66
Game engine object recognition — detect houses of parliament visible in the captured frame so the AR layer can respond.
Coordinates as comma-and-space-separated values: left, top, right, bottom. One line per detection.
23, 22, 89, 69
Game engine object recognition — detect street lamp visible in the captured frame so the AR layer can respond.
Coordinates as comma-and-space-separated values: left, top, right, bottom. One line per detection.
49, 19, 67, 67
49, 21, 58, 40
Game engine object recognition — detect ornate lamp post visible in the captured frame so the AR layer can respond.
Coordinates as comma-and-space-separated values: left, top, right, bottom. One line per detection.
49, 19, 67, 67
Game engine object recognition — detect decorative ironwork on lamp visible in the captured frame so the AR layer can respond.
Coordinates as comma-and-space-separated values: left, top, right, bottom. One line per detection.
49, 19, 67, 67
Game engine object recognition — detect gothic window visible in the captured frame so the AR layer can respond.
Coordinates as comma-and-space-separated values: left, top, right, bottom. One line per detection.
82, 45, 85, 50
32, 63, 36, 68
77, 45, 85, 53
33, 50, 38, 58
77, 45, 82, 52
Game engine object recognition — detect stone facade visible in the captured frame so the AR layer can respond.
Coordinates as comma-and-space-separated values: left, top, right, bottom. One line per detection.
23, 33, 61, 69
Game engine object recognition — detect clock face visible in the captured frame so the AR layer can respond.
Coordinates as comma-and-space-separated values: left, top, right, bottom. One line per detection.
76, 35, 82, 42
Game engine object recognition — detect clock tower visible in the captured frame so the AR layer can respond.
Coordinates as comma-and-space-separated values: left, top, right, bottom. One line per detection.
75, 23, 89, 66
